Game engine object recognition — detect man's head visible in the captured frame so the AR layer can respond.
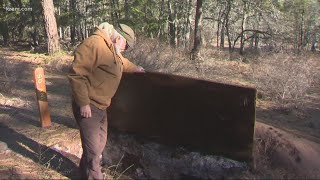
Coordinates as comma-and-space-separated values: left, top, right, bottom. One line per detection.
110, 31, 127, 54
111, 24, 135, 53
115, 24, 135, 48
98, 22, 135, 53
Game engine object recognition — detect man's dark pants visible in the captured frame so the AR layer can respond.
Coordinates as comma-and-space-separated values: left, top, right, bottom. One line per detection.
72, 101, 108, 180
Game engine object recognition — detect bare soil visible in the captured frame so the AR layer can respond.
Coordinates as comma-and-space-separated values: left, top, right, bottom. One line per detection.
0, 46, 320, 179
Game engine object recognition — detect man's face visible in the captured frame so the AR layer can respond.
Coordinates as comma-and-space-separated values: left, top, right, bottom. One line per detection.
115, 35, 128, 53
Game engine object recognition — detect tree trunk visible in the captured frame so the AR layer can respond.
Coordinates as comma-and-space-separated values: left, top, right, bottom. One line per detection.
70, 0, 76, 44
220, 4, 226, 49
79, 24, 84, 41
186, 0, 193, 49
174, 1, 178, 46
216, 7, 223, 48
239, 2, 247, 55
0, 0, 9, 46
30, 0, 39, 46
115, 0, 121, 20
191, 0, 203, 62
300, 9, 305, 50
111, 0, 120, 25
41, 0, 60, 55
220, 25, 225, 48
216, 21, 220, 48
254, 15, 261, 50
225, 0, 232, 51
70, 25, 76, 44
57, 4, 63, 40
124, 0, 129, 19
0, 22, 9, 46
91, 0, 96, 29
168, 0, 177, 47
181, 0, 193, 49
158, 0, 165, 39
84, 0, 88, 39
294, 14, 299, 50
13, 0, 24, 41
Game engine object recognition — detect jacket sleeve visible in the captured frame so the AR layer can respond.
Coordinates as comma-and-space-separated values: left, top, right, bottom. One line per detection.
68, 40, 99, 106
120, 54, 139, 73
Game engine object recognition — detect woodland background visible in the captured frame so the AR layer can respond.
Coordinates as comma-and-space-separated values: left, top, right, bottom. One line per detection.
1, 0, 320, 55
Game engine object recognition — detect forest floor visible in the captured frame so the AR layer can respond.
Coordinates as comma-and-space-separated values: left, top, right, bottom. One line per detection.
0, 45, 320, 179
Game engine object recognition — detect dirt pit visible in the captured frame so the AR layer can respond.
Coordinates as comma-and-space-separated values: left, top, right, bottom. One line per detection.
103, 128, 247, 179
100, 122, 320, 179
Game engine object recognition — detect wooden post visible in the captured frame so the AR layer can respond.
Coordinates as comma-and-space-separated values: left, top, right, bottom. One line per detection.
33, 67, 51, 127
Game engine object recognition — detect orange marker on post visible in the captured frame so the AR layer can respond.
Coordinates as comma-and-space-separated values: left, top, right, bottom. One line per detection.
33, 67, 51, 127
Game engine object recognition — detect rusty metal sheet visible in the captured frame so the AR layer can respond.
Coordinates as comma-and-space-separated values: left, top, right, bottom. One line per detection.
107, 71, 256, 162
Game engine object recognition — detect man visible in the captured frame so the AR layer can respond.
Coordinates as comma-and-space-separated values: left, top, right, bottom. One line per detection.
68, 22, 145, 179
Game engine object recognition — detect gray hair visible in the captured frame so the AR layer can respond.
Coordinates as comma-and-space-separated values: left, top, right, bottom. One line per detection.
98, 22, 115, 37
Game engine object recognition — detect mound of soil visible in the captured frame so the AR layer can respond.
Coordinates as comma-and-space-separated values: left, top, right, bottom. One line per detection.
254, 122, 320, 179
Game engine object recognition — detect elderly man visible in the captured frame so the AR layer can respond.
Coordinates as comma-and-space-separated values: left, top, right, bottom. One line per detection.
68, 22, 144, 179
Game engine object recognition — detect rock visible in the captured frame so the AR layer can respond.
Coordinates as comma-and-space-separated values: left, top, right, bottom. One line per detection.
0, 141, 8, 153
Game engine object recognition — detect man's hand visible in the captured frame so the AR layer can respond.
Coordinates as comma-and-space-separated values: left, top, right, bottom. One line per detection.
80, 105, 92, 118
136, 66, 145, 73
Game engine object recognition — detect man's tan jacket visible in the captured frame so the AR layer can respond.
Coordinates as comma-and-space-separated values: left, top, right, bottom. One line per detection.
68, 28, 138, 110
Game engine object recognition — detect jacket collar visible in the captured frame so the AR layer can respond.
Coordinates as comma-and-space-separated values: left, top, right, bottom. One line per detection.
93, 26, 123, 61
93, 27, 114, 49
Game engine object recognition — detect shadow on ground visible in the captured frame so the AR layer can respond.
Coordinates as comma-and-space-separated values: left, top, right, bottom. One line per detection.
0, 122, 79, 179
0, 105, 77, 129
